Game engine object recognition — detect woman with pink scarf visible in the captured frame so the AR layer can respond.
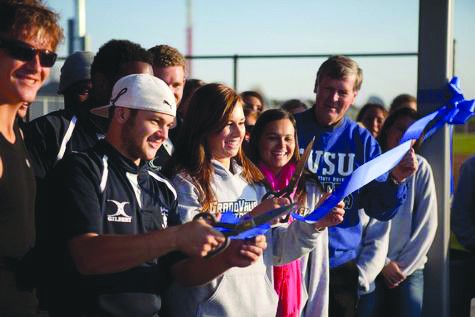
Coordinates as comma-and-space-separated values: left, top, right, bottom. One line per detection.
247, 109, 344, 317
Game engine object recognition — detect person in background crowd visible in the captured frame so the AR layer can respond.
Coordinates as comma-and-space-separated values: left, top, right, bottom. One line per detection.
450, 154, 475, 317
241, 90, 265, 148
0, 0, 62, 315
361, 107, 437, 317
243, 104, 258, 144
356, 103, 388, 138
58, 51, 94, 113
295, 55, 418, 317
247, 109, 345, 317
281, 99, 308, 115
149, 44, 186, 105
25, 50, 94, 175
178, 78, 205, 118
148, 44, 186, 171
163, 83, 338, 317
47, 74, 227, 317
241, 90, 265, 114
26, 40, 153, 177
389, 93, 417, 113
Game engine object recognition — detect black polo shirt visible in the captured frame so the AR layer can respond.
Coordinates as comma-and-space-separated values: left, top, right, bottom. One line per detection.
48, 139, 182, 317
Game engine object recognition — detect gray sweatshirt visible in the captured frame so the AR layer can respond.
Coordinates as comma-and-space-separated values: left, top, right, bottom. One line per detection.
386, 154, 438, 276
356, 211, 390, 295
300, 181, 329, 317
165, 160, 324, 317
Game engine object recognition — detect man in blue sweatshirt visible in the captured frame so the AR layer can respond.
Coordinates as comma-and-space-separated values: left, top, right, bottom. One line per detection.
295, 55, 417, 317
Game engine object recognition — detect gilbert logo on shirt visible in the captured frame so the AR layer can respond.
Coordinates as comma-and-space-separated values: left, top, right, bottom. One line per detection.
107, 200, 132, 223
148, 159, 162, 172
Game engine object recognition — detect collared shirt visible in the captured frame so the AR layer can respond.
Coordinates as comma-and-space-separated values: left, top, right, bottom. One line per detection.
48, 139, 181, 317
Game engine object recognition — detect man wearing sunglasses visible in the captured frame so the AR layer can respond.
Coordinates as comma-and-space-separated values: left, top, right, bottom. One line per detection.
0, 1, 63, 316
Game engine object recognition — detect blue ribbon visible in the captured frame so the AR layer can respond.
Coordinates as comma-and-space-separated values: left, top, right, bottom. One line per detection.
293, 77, 474, 223
216, 212, 271, 239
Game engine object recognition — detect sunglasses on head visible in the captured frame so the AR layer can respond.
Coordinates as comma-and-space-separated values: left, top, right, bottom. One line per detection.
0, 38, 57, 67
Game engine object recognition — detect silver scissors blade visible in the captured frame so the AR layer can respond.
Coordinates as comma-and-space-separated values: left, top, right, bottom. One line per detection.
286, 136, 315, 190
236, 203, 298, 233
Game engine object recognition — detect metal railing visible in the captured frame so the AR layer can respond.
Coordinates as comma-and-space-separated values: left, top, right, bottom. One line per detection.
28, 95, 64, 121
186, 52, 418, 91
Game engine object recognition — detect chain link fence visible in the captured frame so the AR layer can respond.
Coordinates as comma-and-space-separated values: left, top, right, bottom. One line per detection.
28, 95, 64, 121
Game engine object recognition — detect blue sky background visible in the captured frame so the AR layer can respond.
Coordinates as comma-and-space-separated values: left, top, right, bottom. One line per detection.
46, 0, 474, 108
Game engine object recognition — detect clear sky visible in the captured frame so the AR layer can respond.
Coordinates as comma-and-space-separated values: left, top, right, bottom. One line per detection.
45, 0, 475, 108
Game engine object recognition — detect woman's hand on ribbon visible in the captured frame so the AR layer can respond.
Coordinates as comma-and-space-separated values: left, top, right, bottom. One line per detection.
390, 148, 418, 183
314, 202, 345, 229
313, 191, 345, 229
251, 197, 291, 224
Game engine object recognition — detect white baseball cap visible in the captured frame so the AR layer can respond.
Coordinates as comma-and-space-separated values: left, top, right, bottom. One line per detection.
91, 73, 176, 118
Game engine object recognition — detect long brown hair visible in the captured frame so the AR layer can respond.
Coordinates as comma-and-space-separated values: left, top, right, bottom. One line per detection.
167, 83, 264, 211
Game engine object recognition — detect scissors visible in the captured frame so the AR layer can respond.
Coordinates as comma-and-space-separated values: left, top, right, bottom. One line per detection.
193, 203, 298, 258
262, 136, 315, 222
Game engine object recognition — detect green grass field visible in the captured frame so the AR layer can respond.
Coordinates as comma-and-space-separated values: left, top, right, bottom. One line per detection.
453, 133, 475, 155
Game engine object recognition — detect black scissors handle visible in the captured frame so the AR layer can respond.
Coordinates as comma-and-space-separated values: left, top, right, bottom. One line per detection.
193, 212, 231, 258
261, 191, 292, 223
262, 189, 292, 202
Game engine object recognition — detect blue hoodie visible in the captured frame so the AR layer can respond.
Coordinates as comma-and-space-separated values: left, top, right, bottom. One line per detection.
295, 109, 406, 268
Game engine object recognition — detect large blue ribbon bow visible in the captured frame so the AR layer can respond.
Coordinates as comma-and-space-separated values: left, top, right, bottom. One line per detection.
293, 77, 474, 223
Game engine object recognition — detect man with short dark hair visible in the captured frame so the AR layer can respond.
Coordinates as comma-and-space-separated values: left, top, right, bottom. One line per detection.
26, 40, 153, 176
296, 55, 418, 317
0, 0, 63, 315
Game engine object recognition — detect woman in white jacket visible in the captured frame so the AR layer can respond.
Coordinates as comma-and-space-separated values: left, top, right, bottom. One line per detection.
163, 84, 343, 317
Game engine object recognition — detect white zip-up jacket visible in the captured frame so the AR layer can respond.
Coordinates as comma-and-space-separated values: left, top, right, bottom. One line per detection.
164, 160, 324, 317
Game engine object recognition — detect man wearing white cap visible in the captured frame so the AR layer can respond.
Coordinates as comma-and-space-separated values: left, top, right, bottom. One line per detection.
26, 40, 153, 178
47, 74, 226, 317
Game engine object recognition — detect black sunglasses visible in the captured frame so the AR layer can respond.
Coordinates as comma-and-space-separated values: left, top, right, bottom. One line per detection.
0, 38, 57, 67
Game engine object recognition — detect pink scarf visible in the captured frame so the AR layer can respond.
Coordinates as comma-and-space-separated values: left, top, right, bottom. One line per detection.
258, 161, 302, 317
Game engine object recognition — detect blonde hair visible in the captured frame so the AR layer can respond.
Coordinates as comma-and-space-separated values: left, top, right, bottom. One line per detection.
148, 44, 186, 69
315, 55, 363, 93
0, 0, 64, 50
